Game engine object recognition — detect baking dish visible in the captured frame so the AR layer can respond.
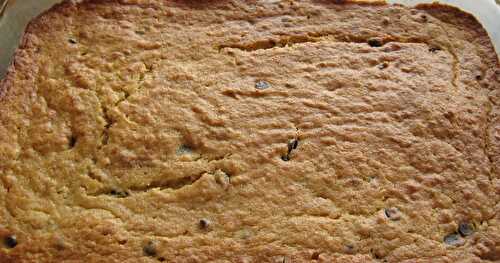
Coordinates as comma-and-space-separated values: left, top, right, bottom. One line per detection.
0, 0, 499, 79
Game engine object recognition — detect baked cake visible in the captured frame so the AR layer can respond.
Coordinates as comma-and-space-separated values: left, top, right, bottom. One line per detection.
0, 0, 499, 262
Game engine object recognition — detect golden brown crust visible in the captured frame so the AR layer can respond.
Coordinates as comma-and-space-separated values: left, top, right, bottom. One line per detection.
0, 0, 499, 262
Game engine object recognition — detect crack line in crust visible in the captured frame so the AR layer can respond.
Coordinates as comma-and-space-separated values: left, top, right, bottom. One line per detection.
220, 32, 429, 51
100, 106, 113, 147
127, 171, 206, 192
87, 154, 234, 197
99, 61, 152, 147
430, 14, 495, 186
218, 31, 460, 89
429, 21, 461, 89
87, 170, 207, 197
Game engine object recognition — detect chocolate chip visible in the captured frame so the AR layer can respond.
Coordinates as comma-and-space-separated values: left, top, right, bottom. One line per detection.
443, 233, 464, 246
4, 235, 17, 249
109, 189, 129, 198
458, 222, 474, 237
53, 236, 66, 250
68, 38, 77, 44
68, 135, 77, 148
443, 111, 454, 120
384, 207, 401, 221
143, 241, 157, 257
382, 17, 390, 26
368, 38, 383, 47
311, 251, 320, 260
344, 244, 355, 254
378, 62, 389, 70
199, 219, 210, 229
283, 138, 299, 161
288, 139, 299, 152
429, 46, 441, 53
255, 80, 270, 90
176, 144, 193, 155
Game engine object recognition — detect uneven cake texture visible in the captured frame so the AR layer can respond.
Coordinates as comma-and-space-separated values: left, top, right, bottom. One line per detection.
0, 0, 499, 262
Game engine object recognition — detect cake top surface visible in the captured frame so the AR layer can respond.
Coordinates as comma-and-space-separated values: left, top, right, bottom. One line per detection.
0, 0, 499, 262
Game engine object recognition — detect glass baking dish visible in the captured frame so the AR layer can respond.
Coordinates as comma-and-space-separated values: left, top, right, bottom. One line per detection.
0, 0, 499, 79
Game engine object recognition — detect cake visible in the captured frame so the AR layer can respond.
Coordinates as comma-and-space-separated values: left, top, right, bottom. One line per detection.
0, 0, 499, 262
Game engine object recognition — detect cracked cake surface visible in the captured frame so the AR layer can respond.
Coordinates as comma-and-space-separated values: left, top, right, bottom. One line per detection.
0, 0, 499, 262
